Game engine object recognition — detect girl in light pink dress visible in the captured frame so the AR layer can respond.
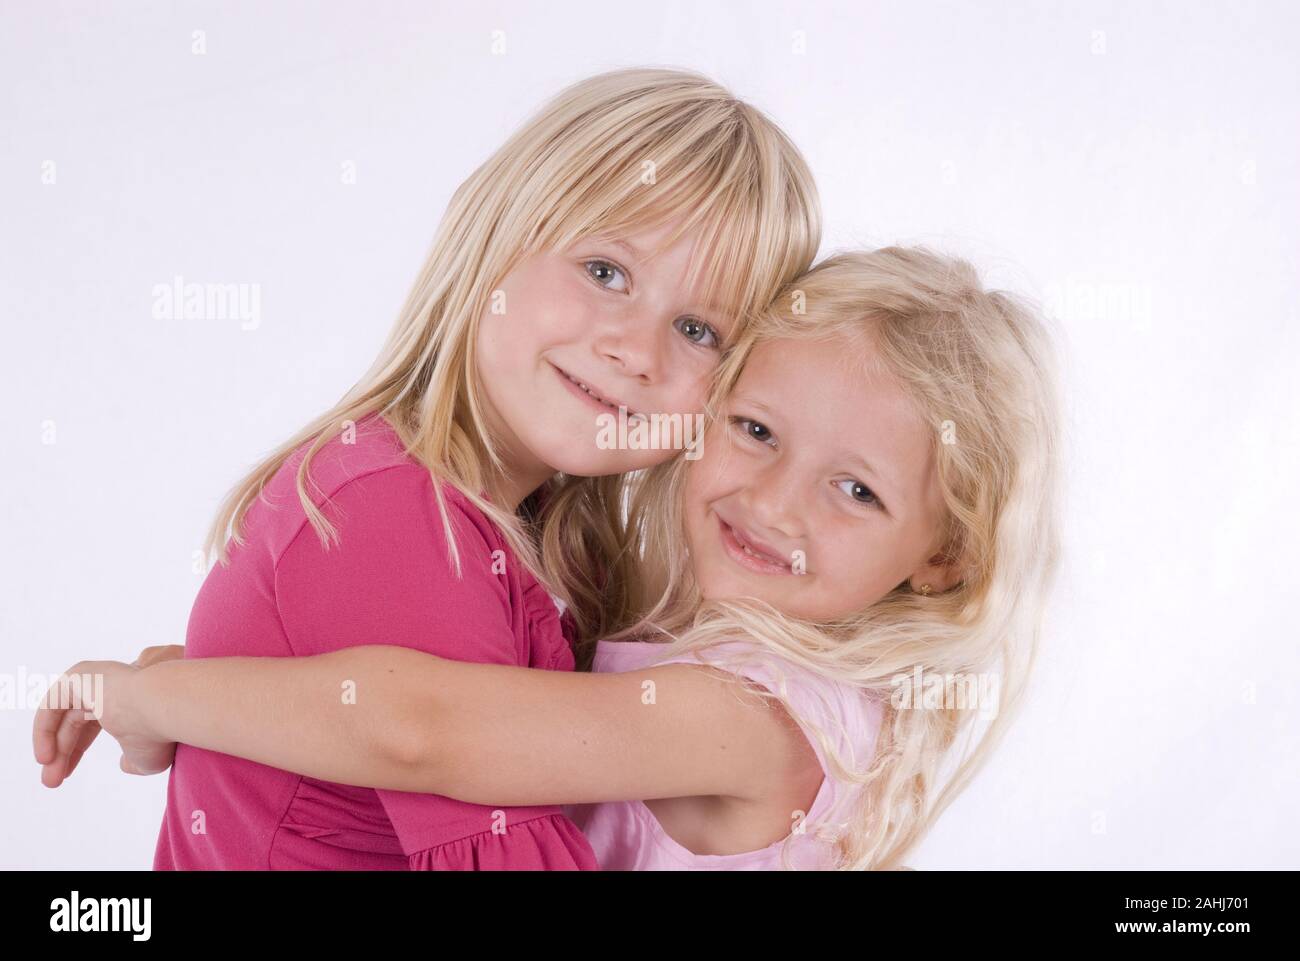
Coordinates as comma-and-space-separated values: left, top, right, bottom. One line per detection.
566, 639, 886, 870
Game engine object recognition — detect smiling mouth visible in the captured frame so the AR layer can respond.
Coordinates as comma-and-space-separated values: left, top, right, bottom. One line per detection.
716, 515, 797, 575
552, 363, 646, 422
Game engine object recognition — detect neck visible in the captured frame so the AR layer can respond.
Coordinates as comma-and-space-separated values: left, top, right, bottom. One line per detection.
472, 387, 557, 510
490, 460, 555, 511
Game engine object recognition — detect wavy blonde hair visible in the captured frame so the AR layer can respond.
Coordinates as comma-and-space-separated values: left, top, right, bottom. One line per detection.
612, 247, 1063, 870
204, 67, 821, 647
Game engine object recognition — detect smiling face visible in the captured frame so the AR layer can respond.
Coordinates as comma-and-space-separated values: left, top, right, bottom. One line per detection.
475, 219, 731, 501
684, 332, 960, 622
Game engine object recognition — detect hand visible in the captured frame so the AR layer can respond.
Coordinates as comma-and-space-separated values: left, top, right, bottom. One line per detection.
33, 658, 176, 788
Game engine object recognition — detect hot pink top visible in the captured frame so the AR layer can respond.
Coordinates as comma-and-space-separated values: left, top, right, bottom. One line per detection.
154, 414, 598, 871
565, 639, 885, 870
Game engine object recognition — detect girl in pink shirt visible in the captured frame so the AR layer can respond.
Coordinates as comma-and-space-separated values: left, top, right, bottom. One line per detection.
33, 67, 820, 870
41, 247, 1061, 870
153, 415, 594, 869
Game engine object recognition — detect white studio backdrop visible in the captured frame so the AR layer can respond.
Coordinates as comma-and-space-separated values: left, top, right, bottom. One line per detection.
1, 0, 1296, 869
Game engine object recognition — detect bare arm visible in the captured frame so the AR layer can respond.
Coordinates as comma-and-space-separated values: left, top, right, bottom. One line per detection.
128, 645, 812, 806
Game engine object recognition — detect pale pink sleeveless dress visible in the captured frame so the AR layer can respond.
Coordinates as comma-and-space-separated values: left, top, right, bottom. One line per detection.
565, 638, 886, 870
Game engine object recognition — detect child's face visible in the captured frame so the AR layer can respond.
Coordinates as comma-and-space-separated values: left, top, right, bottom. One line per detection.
684, 334, 952, 622
476, 218, 732, 489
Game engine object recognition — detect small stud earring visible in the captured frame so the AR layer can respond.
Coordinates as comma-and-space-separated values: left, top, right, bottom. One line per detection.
917, 583, 933, 596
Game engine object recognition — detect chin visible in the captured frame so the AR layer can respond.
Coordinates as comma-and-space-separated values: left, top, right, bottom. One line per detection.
539, 446, 644, 478
699, 569, 763, 601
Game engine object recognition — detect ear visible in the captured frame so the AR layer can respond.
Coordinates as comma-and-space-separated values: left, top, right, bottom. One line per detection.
906, 547, 965, 595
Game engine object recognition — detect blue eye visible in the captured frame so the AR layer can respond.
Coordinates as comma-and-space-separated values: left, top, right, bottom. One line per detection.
731, 417, 775, 446
835, 478, 879, 507
585, 259, 629, 292
675, 315, 720, 349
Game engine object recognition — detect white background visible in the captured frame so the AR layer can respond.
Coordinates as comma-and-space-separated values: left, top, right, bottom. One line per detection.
2, 0, 1296, 870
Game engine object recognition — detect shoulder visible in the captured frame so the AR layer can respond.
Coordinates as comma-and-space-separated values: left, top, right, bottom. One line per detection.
254, 414, 499, 566
253, 419, 516, 629
266, 429, 525, 659
648, 640, 884, 790
274, 413, 418, 499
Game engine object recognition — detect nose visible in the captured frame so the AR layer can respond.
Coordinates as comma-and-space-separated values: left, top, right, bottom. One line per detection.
591, 306, 661, 384
739, 456, 805, 542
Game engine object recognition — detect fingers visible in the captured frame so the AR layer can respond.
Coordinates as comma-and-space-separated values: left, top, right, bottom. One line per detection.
132, 645, 185, 669
54, 698, 94, 767
39, 721, 100, 789
63, 718, 103, 780
32, 695, 66, 766
35, 669, 100, 787
33, 670, 89, 770
39, 706, 95, 788
121, 740, 176, 776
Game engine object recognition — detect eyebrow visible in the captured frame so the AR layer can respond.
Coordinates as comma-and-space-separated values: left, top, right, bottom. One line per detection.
847, 453, 898, 508
734, 395, 777, 418
604, 236, 646, 261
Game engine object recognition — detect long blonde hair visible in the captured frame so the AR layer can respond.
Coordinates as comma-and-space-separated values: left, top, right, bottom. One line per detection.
615, 247, 1063, 869
205, 67, 821, 647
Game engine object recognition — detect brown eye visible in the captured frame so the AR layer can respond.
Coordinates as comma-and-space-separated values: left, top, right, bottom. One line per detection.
836, 478, 879, 507
730, 416, 775, 446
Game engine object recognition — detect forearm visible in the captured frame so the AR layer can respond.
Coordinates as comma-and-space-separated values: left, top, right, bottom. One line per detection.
130, 645, 793, 808
133, 646, 450, 791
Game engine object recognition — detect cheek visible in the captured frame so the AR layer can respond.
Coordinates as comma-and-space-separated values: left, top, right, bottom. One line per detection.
659, 361, 716, 417
682, 464, 708, 526
476, 308, 534, 397
528, 298, 576, 344
682, 462, 719, 545
811, 527, 912, 613
479, 308, 571, 388
685, 432, 735, 498
529, 270, 601, 340
495, 266, 587, 349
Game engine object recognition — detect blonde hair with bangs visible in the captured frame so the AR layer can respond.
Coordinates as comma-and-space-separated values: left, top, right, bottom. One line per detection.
203, 67, 822, 649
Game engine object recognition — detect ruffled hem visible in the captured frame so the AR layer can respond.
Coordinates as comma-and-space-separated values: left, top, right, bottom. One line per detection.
407, 813, 599, 871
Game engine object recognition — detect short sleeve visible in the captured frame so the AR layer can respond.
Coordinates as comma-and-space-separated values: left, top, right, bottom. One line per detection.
272, 465, 598, 870
274, 465, 523, 665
